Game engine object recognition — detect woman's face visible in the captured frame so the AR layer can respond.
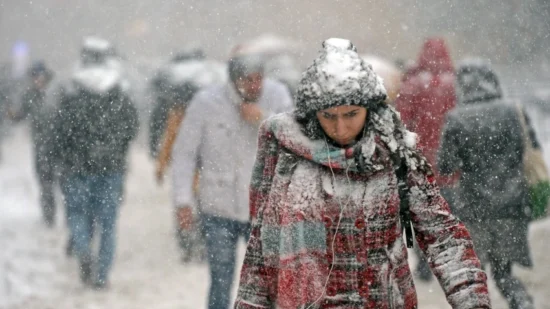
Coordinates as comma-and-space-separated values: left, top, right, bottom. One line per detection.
316, 105, 367, 146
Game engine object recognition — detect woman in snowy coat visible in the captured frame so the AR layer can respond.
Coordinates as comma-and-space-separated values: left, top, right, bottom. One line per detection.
234, 39, 490, 309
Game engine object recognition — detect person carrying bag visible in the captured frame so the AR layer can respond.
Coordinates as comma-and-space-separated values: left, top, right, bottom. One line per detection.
516, 105, 550, 220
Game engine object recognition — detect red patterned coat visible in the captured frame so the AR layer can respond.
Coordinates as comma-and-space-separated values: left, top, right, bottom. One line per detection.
234, 112, 490, 309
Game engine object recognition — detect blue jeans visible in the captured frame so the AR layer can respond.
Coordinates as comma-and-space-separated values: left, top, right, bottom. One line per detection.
62, 173, 124, 284
202, 214, 250, 309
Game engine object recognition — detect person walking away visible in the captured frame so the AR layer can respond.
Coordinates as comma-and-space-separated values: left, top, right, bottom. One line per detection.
234, 38, 490, 309
0, 64, 15, 162
438, 59, 537, 309
10, 61, 56, 226
172, 52, 292, 309
156, 81, 201, 263
56, 37, 124, 257
148, 47, 207, 159
395, 37, 458, 281
155, 58, 226, 263
54, 37, 139, 289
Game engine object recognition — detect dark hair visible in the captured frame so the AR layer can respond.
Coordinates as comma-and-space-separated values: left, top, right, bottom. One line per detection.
171, 47, 206, 63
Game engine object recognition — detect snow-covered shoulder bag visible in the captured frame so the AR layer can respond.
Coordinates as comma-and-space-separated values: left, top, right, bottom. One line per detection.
516, 105, 550, 220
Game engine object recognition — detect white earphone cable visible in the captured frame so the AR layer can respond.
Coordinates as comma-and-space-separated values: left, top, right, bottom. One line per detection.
305, 137, 354, 309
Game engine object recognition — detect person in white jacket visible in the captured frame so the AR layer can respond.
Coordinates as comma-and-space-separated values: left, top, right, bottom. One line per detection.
171, 53, 293, 309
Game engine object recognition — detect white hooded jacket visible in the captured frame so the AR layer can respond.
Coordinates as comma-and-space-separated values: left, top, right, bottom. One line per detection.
171, 78, 293, 222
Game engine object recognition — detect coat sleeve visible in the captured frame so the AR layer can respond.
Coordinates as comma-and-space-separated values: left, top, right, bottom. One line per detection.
235, 121, 279, 309
437, 114, 462, 176
120, 94, 139, 144
12, 90, 32, 122
408, 170, 491, 309
51, 90, 73, 163
258, 81, 294, 124
171, 95, 204, 210
395, 80, 419, 132
523, 107, 541, 149
156, 107, 185, 179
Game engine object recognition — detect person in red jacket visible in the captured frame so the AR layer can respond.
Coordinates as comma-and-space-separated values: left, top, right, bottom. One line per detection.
396, 38, 456, 180
395, 38, 458, 282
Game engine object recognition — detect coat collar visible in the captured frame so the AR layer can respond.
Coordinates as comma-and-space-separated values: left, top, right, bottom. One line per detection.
267, 113, 388, 173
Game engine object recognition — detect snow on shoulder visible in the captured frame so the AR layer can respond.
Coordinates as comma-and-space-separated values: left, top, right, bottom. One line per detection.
82, 36, 112, 52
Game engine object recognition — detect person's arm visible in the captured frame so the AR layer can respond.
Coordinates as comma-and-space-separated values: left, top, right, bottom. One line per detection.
171, 96, 204, 215
523, 107, 541, 149
149, 99, 170, 158
235, 120, 279, 308
437, 114, 462, 176
121, 94, 139, 144
408, 169, 491, 309
156, 107, 185, 183
10, 90, 32, 122
51, 91, 72, 165
394, 80, 418, 131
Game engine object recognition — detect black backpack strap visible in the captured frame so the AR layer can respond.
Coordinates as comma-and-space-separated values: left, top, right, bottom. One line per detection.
396, 160, 414, 248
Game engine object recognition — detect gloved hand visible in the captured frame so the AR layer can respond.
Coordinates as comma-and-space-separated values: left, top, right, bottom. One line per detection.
176, 206, 194, 230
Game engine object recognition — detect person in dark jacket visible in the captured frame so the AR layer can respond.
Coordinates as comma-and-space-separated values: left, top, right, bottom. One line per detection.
0, 63, 14, 162
148, 47, 206, 159
54, 37, 139, 289
438, 59, 538, 309
11, 61, 56, 226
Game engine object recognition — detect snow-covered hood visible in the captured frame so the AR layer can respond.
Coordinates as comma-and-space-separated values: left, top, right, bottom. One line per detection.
416, 38, 454, 74
166, 60, 226, 88
456, 59, 502, 104
72, 60, 127, 94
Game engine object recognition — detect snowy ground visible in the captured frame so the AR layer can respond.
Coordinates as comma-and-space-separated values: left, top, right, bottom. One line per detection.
1, 125, 550, 309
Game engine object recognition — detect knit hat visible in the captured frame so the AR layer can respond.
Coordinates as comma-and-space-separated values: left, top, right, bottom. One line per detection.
294, 38, 387, 121
456, 58, 502, 104
227, 54, 264, 83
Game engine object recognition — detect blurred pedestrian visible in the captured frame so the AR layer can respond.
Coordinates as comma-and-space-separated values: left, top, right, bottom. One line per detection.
153, 51, 226, 263
0, 63, 14, 162
10, 61, 56, 226
54, 37, 139, 289
234, 38, 490, 309
172, 51, 292, 309
439, 59, 538, 309
395, 37, 458, 281
148, 47, 207, 159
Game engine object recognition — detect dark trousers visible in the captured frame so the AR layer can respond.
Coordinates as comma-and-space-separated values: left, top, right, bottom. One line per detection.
202, 214, 250, 309
467, 219, 534, 309
62, 173, 124, 284
490, 256, 534, 309
34, 147, 55, 225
